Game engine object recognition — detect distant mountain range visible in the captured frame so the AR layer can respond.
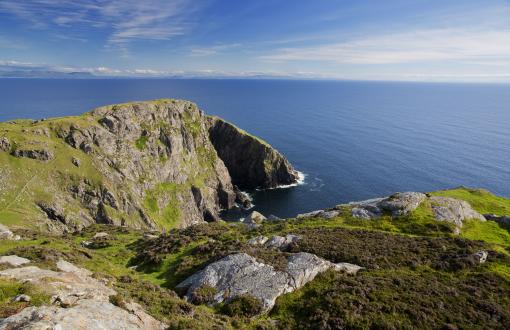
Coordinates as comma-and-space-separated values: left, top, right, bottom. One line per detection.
0, 70, 95, 78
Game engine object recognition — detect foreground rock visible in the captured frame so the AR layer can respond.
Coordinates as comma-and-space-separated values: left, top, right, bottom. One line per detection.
176, 252, 362, 312
0, 99, 298, 233
0, 259, 165, 329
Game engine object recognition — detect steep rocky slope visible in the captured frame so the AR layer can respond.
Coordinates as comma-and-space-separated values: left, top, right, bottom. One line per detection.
0, 99, 298, 233
208, 117, 299, 188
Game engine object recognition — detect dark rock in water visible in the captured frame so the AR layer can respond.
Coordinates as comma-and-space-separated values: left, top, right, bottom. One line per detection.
208, 117, 299, 189
12, 147, 54, 161
234, 186, 253, 209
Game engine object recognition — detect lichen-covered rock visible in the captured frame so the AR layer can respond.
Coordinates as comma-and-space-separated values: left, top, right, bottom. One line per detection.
208, 117, 299, 189
0, 260, 165, 329
176, 252, 361, 313
265, 234, 301, 250
346, 193, 486, 233
0, 299, 165, 330
379, 192, 427, 216
429, 196, 486, 228
297, 209, 340, 219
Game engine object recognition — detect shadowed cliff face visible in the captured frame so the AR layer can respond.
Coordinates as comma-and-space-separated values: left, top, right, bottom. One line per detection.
208, 117, 299, 189
0, 99, 297, 233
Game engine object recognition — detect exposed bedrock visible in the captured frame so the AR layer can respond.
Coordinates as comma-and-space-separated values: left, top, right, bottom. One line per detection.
207, 117, 300, 189
176, 252, 362, 313
0, 99, 299, 232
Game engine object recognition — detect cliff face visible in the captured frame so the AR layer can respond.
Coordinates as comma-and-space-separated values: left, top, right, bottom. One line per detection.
208, 117, 299, 189
0, 99, 298, 233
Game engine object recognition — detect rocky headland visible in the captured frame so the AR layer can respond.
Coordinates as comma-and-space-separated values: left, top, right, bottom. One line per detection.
0, 99, 298, 234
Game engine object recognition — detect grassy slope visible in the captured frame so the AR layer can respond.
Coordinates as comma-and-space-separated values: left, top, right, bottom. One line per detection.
0, 187, 508, 329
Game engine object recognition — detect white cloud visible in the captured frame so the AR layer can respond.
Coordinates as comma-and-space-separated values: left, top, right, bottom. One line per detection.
0, 0, 200, 48
260, 28, 510, 65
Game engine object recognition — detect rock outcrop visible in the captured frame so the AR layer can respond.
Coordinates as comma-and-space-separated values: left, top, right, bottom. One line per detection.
208, 117, 299, 189
0, 99, 298, 233
343, 192, 485, 232
176, 252, 362, 313
0, 259, 165, 329
248, 234, 301, 250
429, 196, 486, 228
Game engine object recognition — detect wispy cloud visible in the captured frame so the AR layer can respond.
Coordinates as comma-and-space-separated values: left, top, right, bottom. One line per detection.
0, 0, 200, 49
190, 43, 242, 56
260, 28, 510, 65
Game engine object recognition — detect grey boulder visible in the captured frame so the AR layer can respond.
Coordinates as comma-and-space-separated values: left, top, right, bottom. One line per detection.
176, 252, 362, 313
0, 255, 30, 267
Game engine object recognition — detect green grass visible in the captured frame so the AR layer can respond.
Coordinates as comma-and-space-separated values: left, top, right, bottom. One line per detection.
460, 219, 510, 247
143, 183, 183, 230
0, 278, 51, 318
135, 135, 149, 150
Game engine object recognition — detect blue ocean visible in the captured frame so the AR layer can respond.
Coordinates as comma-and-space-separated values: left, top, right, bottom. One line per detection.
1, 78, 509, 218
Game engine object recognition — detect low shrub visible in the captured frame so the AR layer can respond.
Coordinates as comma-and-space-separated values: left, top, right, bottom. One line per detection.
222, 294, 263, 318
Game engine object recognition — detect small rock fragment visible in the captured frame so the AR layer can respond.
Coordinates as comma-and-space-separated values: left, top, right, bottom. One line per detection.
248, 236, 269, 246
13, 294, 31, 302
93, 232, 109, 239
472, 251, 488, 264
72, 157, 81, 167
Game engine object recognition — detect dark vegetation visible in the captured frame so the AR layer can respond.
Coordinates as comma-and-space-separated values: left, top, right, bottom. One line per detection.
0, 187, 510, 328
272, 269, 510, 330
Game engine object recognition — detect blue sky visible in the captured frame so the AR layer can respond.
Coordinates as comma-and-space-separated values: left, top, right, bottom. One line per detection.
1, 0, 510, 81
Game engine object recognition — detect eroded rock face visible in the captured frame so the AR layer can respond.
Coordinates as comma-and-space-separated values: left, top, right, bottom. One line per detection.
208, 117, 299, 189
0, 260, 165, 330
11, 147, 54, 161
0, 99, 298, 232
176, 252, 361, 313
